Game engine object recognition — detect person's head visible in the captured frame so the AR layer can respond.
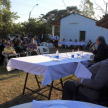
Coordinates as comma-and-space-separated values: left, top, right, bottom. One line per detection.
2, 39, 6, 44
0, 39, 2, 43
30, 38, 34, 44
89, 39, 91, 42
10, 40, 13, 44
17, 40, 22, 46
36, 36, 38, 39
14, 38, 18, 43
6, 42, 11, 48
96, 36, 106, 46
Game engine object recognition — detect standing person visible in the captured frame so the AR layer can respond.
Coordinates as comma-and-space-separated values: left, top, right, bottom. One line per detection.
22, 32, 25, 37
41, 34, 44, 42
90, 36, 108, 63
54, 35, 59, 48
0, 39, 6, 65
29, 32, 33, 39
50, 35, 54, 43
36, 36, 41, 46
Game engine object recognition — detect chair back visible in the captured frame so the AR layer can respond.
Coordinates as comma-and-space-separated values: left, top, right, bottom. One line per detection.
40, 42, 48, 47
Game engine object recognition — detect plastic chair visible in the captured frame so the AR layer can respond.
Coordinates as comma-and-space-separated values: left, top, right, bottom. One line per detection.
2, 51, 19, 66
47, 43, 53, 48
26, 48, 40, 55
40, 42, 48, 47
38, 46, 49, 54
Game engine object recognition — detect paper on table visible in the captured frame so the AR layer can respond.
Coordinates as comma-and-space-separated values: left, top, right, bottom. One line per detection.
74, 62, 92, 79
82, 54, 91, 59
32, 100, 92, 108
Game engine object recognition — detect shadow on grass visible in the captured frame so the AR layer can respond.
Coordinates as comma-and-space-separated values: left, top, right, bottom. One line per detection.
0, 75, 74, 108
0, 81, 63, 108
0, 66, 25, 81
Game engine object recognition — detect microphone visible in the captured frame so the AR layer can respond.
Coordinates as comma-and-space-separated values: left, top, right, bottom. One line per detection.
90, 42, 96, 48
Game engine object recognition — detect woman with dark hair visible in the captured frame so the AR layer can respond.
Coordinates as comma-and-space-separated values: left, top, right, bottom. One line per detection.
16, 40, 27, 57
91, 36, 108, 62
13, 38, 18, 48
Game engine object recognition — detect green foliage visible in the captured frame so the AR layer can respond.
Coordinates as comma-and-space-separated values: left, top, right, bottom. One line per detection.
43, 6, 80, 23
21, 18, 52, 38
0, 0, 19, 38
79, 0, 95, 18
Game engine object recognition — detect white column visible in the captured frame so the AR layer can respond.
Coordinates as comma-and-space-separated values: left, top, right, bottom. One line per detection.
52, 25, 55, 36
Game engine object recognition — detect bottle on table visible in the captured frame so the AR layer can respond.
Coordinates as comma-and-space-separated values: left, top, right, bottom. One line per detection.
71, 49, 74, 58
77, 48, 80, 57
56, 49, 59, 59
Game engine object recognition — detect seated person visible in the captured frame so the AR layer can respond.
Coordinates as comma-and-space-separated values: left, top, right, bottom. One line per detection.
10, 40, 14, 48
23, 38, 29, 51
62, 59, 108, 101
28, 38, 38, 55
13, 37, 18, 48
74, 39, 77, 42
69, 39, 72, 42
91, 36, 108, 63
63, 38, 65, 42
0, 39, 7, 65
16, 40, 27, 57
86, 39, 92, 49
36, 36, 41, 46
3, 42, 17, 59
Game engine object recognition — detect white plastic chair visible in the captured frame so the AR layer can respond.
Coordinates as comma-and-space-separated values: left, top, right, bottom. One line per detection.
2, 51, 19, 66
26, 48, 40, 55
47, 43, 53, 48
38, 46, 49, 54
40, 42, 48, 47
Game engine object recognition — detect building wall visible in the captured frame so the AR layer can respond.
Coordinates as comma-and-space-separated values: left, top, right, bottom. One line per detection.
60, 14, 108, 44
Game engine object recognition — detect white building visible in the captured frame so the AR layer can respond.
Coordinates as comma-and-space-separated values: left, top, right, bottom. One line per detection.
58, 13, 108, 43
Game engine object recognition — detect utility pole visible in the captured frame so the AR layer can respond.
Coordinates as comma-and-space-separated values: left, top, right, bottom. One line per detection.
106, 3, 108, 14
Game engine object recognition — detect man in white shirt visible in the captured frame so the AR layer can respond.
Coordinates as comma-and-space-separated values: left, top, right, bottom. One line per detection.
54, 35, 59, 48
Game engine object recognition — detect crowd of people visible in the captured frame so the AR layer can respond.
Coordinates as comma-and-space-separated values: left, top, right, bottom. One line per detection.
0, 36, 41, 65
0, 34, 60, 65
1, 34, 108, 105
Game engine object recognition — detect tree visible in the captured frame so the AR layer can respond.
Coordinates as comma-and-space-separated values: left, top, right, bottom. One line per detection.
43, 6, 80, 23
0, 0, 19, 38
79, 0, 95, 18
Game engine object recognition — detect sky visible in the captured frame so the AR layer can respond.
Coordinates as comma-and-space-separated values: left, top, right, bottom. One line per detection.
10, 0, 107, 23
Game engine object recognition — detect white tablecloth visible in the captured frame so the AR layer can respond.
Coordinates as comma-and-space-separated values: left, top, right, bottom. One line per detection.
10, 100, 106, 108
7, 52, 93, 86
58, 42, 87, 47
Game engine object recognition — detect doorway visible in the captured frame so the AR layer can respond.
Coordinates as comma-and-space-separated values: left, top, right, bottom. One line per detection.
80, 31, 86, 41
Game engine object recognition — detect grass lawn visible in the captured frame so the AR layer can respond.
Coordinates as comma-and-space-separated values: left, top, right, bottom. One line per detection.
0, 47, 89, 108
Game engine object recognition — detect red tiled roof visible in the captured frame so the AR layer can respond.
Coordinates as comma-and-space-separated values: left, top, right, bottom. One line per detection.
96, 14, 108, 29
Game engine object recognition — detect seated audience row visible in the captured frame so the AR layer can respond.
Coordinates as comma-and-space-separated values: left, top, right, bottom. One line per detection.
0, 37, 39, 65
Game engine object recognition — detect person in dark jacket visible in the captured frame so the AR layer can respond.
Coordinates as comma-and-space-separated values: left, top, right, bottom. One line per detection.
91, 36, 108, 62
16, 40, 26, 57
0, 39, 6, 65
86, 39, 92, 49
